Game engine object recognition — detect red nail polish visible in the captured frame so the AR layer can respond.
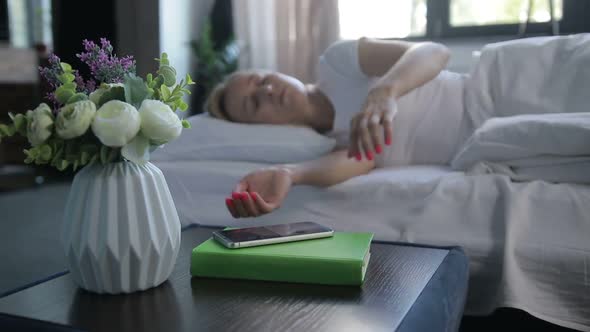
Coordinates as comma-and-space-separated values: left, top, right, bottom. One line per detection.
251, 192, 258, 200
355, 153, 362, 161
231, 192, 241, 200
225, 198, 235, 210
240, 192, 249, 200
385, 137, 392, 146
375, 144, 382, 154
366, 152, 373, 161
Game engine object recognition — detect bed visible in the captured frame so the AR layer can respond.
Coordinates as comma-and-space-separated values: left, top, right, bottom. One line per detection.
155, 159, 590, 332
153, 35, 590, 331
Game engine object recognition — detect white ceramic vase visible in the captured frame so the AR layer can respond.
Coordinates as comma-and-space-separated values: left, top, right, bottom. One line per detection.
62, 161, 181, 294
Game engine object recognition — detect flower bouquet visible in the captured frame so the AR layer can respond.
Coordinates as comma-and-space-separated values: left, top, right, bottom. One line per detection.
0, 39, 194, 294
0, 38, 194, 169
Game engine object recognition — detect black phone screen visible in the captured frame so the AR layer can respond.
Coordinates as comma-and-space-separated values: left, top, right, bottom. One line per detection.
218, 222, 332, 243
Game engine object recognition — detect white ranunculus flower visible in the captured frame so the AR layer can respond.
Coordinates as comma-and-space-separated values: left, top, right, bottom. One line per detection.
26, 103, 54, 146
92, 100, 141, 147
138, 99, 182, 144
55, 100, 96, 139
89, 83, 124, 105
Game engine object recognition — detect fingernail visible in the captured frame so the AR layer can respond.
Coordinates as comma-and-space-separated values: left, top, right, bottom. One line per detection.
385, 137, 392, 146
225, 198, 235, 209
366, 152, 373, 161
375, 144, 382, 154
355, 153, 362, 161
231, 192, 241, 200
251, 192, 258, 200
240, 192, 249, 200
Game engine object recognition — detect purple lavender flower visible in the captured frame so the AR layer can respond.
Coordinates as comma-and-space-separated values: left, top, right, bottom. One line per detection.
38, 54, 62, 89
38, 54, 64, 108
76, 38, 136, 84
38, 38, 133, 109
74, 71, 96, 94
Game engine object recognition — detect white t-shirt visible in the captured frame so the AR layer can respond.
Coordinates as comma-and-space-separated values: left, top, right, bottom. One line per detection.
317, 40, 467, 166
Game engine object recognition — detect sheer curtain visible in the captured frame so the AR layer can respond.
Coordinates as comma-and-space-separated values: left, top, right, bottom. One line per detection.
232, 0, 339, 83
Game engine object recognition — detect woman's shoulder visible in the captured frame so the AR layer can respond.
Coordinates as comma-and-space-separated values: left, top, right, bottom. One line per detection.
319, 39, 367, 80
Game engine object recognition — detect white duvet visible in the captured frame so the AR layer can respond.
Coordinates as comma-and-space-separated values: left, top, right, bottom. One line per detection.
156, 160, 590, 332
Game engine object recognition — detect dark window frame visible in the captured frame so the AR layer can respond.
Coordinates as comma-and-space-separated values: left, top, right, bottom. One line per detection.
422, 0, 589, 39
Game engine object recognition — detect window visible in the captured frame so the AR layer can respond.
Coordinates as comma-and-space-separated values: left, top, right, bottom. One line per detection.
338, 0, 586, 40
338, 0, 427, 39
450, 0, 562, 27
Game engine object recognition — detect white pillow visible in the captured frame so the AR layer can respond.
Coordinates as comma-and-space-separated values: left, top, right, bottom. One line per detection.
150, 114, 336, 163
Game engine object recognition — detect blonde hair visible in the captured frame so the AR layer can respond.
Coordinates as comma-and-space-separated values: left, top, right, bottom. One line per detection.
205, 82, 230, 120
205, 71, 245, 121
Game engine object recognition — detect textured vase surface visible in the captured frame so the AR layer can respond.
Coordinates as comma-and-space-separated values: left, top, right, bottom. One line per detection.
62, 161, 181, 294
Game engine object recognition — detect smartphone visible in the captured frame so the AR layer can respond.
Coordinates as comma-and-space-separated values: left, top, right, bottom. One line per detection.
212, 222, 334, 249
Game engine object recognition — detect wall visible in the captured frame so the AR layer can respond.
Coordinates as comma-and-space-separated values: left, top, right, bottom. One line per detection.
116, 0, 160, 77
160, 0, 214, 88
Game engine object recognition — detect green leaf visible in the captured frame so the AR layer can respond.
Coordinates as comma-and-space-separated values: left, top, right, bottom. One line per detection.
156, 52, 170, 66
160, 84, 171, 100
0, 123, 16, 138
38, 144, 52, 163
171, 83, 182, 95
97, 86, 126, 107
106, 148, 119, 163
23, 149, 35, 164
121, 134, 150, 165
158, 65, 177, 87
88, 153, 99, 165
58, 72, 75, 84
80, 143, 99, 155
55, 86, 75, 104
62, 82, 76, 90
178, 100, 188, 111
123, 74, 150, 109
55, 159, 69, 171
66, 93, 88, 104
185, 73, 194, 85
11, 113, 27, 135
181, 120, 191, 128
168, 95, 181, 103
80, 151, 90, 165
60, 62, 72, 72
100, 145, 110, 164
51, 145, 64, 164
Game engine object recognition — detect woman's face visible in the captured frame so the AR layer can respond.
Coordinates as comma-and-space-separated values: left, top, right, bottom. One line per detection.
222, 70, 310, 125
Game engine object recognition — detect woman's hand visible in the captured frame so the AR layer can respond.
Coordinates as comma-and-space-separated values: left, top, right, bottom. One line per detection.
226, 167, 294, 218
348, 85, 397, 161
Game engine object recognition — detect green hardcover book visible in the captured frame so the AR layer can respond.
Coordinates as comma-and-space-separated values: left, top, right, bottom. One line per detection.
191, 232, 373, 286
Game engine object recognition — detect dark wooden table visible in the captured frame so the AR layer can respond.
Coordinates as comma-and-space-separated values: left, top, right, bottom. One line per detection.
0, 226, 455, 332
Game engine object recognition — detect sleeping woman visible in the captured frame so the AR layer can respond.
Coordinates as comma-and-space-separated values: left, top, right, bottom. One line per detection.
204, 37, 522, 218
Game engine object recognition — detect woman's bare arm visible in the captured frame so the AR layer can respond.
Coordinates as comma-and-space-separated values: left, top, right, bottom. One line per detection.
285, 149, 374, 187
228, 150, 374, 218
357, 37, 450, 98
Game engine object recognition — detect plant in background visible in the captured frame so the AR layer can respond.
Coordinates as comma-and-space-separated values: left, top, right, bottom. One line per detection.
0, 38, 194, 171
190, 20, 239, 114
